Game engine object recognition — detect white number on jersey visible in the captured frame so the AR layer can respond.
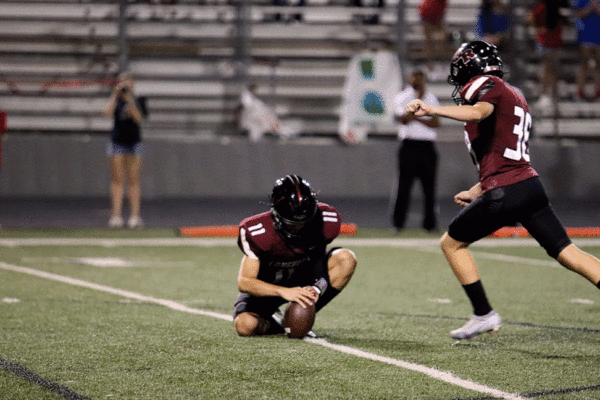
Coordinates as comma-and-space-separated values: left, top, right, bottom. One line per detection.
503, 106, 531, 162
464, 129, 480, 170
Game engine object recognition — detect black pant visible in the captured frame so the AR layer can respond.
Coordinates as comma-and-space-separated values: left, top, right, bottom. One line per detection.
392, 139, 438, 231
447, 177, 571, 258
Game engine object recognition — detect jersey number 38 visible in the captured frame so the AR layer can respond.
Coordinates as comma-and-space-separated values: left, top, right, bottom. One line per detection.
503, 106, 531, 162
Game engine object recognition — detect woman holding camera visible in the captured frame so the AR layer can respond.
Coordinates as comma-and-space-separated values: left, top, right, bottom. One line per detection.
103, 73, 147, 229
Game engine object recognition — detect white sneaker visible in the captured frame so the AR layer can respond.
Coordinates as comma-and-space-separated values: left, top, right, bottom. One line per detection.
108, 215, 124, 228
450, 310, 501, 340
127, 216, 144, 229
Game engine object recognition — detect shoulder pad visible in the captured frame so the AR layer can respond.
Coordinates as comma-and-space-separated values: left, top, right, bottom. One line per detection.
461, 76, 497, 104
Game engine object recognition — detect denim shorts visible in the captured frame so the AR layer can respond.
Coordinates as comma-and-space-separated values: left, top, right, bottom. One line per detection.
106, 141, 144, 156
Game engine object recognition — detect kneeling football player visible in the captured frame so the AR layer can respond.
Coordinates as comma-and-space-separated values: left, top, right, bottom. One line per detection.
233, 174, 357, 337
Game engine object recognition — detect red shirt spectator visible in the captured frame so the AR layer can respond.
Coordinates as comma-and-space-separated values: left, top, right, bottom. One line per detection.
530, 0, 563, 48
419, 0, 447, 23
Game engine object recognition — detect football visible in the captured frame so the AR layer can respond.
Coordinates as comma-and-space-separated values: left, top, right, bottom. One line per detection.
283, 301, 316, 339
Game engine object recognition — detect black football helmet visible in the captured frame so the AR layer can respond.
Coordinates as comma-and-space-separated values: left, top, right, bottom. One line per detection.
270, 175, 319, 242
448, 40, 503, 105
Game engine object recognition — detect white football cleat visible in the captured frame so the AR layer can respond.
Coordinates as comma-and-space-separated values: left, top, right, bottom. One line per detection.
450, 310, 501, 340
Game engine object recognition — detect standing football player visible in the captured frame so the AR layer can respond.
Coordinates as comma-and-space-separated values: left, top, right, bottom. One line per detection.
404, 41, 600, 340
233, 175, 357, 337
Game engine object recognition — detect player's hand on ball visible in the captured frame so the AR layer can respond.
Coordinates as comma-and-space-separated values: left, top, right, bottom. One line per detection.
280, 286, 318, 308
304, 286, 320, 301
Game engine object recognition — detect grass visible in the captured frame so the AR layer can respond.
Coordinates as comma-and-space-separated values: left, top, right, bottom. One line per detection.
0, 228, 599, 399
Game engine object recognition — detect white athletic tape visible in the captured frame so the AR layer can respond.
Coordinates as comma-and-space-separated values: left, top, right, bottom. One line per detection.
0, 261, 525, 400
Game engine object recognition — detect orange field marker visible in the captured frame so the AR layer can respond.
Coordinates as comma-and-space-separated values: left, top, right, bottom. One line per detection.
489, 227, 600, 238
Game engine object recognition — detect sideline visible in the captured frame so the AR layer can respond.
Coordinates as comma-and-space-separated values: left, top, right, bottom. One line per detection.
0, 262, 526, 400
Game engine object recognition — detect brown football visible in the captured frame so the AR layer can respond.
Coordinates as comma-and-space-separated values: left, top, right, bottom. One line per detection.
283, 302, 316, 339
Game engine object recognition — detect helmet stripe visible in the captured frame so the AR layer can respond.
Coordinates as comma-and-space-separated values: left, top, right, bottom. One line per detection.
289, 175, 303, 203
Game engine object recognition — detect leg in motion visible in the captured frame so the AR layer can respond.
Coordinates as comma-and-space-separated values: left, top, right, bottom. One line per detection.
556, 244, 600, 286
441, 233, 500, 339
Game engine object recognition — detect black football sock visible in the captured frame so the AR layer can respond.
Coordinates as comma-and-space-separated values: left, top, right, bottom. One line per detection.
462, 280, 493, 316
264, 316, 285, 335
315, 287, 341, 312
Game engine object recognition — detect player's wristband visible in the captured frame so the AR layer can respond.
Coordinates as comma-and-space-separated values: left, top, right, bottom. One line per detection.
313, 277, 328, 296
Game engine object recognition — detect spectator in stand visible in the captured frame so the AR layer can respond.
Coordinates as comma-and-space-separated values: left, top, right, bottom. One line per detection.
103, 73, 148, 229
572, 0, 600, 101
474, 0, 510, 49
418, 0, 448, 80
273, 0, 306, 23
526, 0, 567, 112
351, 0, 385, 25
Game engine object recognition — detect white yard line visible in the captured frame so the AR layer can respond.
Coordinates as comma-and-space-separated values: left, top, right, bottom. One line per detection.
307, 338, 525, 400
410, 245, 561, 269
0, 262, 231, 322
0, 261, 526, 400
469, 251, 559, 268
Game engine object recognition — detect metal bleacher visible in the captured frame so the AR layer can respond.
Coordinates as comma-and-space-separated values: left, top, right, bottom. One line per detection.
0, 0, 598, 141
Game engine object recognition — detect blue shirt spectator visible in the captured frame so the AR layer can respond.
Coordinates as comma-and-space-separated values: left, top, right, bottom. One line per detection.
475, 0, 510, 48
572, 0, 600, 45
571, 0, 600, 100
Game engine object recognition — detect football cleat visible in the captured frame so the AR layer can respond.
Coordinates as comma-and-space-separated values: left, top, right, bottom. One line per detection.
450, 310, 501, 340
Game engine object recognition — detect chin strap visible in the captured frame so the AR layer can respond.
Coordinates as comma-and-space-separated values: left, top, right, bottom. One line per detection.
451, 85, 464, 105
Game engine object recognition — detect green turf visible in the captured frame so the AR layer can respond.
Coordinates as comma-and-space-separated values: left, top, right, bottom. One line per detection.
1, 229, 599, 399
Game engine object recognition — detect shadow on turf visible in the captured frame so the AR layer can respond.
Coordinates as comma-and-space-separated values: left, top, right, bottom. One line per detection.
453, 383, 600, 400
372, 311, 600, 334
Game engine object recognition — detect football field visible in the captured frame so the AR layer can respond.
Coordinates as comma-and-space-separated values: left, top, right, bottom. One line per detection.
1, 229, 599, 400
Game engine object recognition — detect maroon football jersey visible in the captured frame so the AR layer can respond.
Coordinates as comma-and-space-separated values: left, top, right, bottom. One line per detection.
460, 75, 538, 191
237, 203, 341, 287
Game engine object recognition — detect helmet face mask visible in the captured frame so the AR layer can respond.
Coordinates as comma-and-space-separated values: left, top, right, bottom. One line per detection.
447, 40, 504, 105
270, 175, 318, 242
